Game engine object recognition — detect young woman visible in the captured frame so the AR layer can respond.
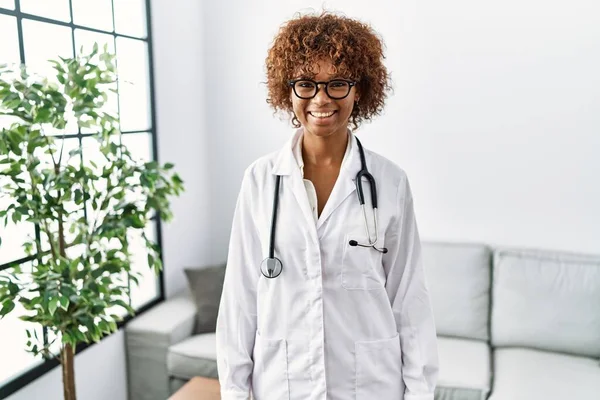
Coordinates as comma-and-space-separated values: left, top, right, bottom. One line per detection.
216, 11, 438, 400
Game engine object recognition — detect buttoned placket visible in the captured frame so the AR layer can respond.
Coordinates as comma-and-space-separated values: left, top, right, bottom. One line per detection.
291, 131, 354, 399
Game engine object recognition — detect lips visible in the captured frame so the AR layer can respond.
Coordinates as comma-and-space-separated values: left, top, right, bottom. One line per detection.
308, 110, 337, 118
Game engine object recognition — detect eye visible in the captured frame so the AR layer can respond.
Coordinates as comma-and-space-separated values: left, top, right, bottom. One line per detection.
329, 80, 349, 88
297, 81, 315, 88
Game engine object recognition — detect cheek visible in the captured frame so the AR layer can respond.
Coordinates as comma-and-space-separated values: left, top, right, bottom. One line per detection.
292, 99, 307, 117
340, 100, 355, 117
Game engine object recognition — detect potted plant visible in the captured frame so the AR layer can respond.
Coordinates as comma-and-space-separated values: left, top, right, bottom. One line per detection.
0, 44, 184, 400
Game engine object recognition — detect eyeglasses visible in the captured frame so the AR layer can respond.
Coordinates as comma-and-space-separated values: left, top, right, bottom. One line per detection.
288, 79, 357, 100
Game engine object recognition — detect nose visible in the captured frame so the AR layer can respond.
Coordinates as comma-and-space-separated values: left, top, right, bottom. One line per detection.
312, 83, 331, 105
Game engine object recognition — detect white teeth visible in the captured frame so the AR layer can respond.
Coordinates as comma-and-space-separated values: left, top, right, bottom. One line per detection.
310, 111, 335, 118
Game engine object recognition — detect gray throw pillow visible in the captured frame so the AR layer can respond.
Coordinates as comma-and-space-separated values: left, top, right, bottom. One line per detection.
184, 264, 226, 334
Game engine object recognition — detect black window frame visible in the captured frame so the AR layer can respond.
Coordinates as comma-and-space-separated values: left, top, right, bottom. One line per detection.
0, 0, 164, 397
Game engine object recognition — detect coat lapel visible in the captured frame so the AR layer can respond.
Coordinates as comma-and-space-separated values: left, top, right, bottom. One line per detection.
271, 129, 319, 243
316, 132, 361, 231
271, 129, 363, 236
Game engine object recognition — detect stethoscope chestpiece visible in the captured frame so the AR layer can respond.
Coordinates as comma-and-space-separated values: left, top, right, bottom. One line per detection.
260, 257, 283, 278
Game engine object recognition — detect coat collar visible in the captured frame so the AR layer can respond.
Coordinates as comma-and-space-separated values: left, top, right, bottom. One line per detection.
271, 127, 363, 230
271, 127, 361, 178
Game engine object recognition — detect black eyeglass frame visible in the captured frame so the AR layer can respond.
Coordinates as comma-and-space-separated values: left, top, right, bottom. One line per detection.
288, 78, 357, 100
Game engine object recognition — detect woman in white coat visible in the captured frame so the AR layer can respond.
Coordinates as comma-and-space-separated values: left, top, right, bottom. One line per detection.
216, 11, 439, 400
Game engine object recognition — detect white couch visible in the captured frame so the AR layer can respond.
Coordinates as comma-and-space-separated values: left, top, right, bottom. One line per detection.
125, 241, 600, 400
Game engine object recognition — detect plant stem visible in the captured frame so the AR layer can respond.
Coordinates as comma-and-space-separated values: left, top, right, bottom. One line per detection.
54, 164, 66, 258
61, 343, 76, 400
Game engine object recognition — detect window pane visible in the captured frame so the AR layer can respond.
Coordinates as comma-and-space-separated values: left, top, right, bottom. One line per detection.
22, 19, 73, 80
80, 136, 111, 197
120, 132, 155, 219
72, 0, 113, 32
20, 0, 71, 22
113, 0, 146, 38
80, 135, 124, 227
0, 15, 19, 65
0, 15, 21, 134
116, 37, 151, 132
22, 19, 78, 135
128, 223, 159, 309
0, 264, 45, 387
74, 29, 118, 134
0, 178, 35, 266
103, 237, 129, 319
121, 132, 152, 163
46, 329, 62, 358
0, 0, 15, 10
74, 29, 115, 58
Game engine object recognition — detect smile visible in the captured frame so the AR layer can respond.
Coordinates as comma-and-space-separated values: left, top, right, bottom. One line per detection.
308, 110, 336, 119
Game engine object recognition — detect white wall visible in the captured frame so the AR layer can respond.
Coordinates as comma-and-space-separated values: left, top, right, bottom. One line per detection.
150, 0, 212, 298
205, 0, 600, 259
6, 331, 127, 400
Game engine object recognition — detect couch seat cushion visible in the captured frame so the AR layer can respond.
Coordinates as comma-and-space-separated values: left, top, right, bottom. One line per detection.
489, 348, 600, 400
167, 333, 218, 380
435, 336, 491, 400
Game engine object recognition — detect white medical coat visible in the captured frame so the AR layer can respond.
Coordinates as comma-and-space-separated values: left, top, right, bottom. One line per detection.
216, 129, 439, 400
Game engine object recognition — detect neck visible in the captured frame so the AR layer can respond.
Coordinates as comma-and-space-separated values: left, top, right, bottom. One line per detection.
301, 128, 349, 168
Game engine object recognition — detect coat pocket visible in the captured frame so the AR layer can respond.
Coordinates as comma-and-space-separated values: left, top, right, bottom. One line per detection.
252, 331, 290, 400
355, 332, 404, 399
341, 232, 385, 290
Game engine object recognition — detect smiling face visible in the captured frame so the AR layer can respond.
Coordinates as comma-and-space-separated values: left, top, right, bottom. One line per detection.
291, 59, 359, 139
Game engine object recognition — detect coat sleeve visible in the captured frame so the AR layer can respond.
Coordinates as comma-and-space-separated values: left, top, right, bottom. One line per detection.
216, 168, 262, 400
382, 173, 439, 400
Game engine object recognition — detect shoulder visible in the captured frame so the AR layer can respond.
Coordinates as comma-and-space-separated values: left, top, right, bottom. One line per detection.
240, 149, 280, 187
362, 148, 417, 223
364, 148, 409, 188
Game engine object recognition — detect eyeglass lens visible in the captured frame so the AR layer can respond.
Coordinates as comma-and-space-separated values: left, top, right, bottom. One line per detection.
294, 80, 351, 99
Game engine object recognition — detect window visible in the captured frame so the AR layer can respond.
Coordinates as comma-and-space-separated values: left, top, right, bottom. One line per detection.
0, 0, 161, 397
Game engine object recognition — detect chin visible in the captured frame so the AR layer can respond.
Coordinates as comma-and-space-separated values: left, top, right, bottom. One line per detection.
305, 126, 338, 137
303, 121, 347, 138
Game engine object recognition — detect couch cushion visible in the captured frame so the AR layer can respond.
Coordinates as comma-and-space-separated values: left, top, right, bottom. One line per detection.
435, 336, 491, 400
491, 247, 600, 358
184, 265, 226, 334
488, 348, 600, 400
167, 333, 218, 380
422, 242, 491, 341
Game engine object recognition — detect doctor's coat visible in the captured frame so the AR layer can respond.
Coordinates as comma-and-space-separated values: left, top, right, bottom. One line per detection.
216, 129, 439, 400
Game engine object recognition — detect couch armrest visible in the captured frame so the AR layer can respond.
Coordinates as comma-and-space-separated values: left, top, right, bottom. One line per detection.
125, 292, 197, 400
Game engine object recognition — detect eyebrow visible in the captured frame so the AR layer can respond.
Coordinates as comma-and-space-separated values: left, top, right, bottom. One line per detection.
294, 75, 347, 81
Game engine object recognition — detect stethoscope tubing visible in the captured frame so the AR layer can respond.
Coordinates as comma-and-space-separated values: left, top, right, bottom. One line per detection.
261, 136, 386, 279
268, 175, 282, 259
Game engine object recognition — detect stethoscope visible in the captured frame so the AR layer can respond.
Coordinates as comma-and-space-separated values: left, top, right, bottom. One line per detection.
260, 137, 388, 279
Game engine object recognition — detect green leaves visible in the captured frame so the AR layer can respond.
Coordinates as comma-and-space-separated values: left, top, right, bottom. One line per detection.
0, 299, 16, 317
0, 43, 185, 364
48, 297, 59, 316
59, 296, 70, 311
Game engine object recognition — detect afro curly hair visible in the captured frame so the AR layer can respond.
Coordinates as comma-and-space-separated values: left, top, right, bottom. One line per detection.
265, 11, 392, 131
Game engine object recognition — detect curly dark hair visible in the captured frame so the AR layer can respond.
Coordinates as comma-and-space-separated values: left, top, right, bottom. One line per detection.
265, 11, 392, 130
